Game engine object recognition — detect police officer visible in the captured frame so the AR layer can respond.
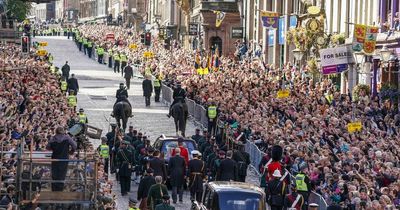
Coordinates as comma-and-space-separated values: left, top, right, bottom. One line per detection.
107, 47, 113, 68
128, 197, 140, 210
188, 150, 204, 202
98, 137, 110, 174
295, 166, 311, 210
87, 39, 93, 58
83, 37, 88, 55
207, 100, 218, 135
153, 74, 161, 102
78, 108, 88, 124
167, 81, 186, 118
116, 140, 134, 196
120, 52, 128, 76
60, 79, 68, 93
155, 195, 175, 210
114, 51, 121, 73
233, 142, 250, 182
67, 90, 77, 111
78, 36, 83, 51
114, 83, 132, 109
267, 170, 287, 210
97, 45, 104, 64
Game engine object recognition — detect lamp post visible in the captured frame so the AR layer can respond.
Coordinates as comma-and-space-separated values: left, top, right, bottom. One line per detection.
380, 46, 400, 110
293, 48, 304, 67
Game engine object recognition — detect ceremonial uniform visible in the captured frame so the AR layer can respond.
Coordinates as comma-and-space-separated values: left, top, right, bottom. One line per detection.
188, 154, 204, 202
147, 184, 169, 210
116, 143, 134, 195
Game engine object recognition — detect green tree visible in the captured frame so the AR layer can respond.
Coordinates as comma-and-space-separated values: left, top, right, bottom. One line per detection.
4, 0, 31, 21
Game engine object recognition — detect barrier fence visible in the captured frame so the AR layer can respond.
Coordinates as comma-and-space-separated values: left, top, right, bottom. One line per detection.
161, 77, 328, 209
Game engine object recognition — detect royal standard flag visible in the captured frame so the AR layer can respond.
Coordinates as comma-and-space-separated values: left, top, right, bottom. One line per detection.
213, 11, 226, 27
260, 11, 279, 29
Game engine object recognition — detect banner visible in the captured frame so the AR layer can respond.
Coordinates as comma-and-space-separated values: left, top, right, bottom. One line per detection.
189, 23, 198, 36
320, 46, 354, 75
260, 11, 279, 29
213, 11, 226, 27
352, 24, 378, 54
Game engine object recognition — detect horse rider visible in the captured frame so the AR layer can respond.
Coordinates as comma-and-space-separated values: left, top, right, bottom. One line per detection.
167, 81, 186, 118
112, 83, 132, 117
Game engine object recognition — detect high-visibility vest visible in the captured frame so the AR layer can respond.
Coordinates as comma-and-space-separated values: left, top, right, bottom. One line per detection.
61, 81, 67, 91
145, 67, 151, 76
153, 79, 161, 87
114, 53, 120, 61
325, 94, 333, 104
197, 68, 203, 75
295, 173, 308, 191
108, 49, 113, 55
203, 68, 209, 75
83, 38, 88, 45
100, 144, 109, 158
50, 65, 56, 73
78, 113, 87, 123
120, 54, 128, 62
67, 95, 77, 107
49, 55, 54, 63
208, 106, 217, 119
79, 37, 83, 43
87, 41, 92, 48
97, 48, 104, 55
129, 208, 140, 210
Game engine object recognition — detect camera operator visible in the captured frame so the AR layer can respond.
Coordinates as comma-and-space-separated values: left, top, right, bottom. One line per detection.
46, 126, 77, 191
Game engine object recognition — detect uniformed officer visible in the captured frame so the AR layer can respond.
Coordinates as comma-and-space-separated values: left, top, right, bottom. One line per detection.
233, 142, 250, 182
60, 79, 68, 93
155, 195, 175, 210
87, 39, 93, 58
78, 108, 88, 124
295, 166, 311, 210
217, 150, 238, 181
83, 37, 88, 55
78, 36, 83, 51
120, 52, 128, 76
67, 90, 77, 111
147, 176, 169, 210
116, 140, 134, 196
114, 83, 132, 109
128, 197, 139, 210
153, 74, 161, 102
167, 81, 186, 118
107, 48, 113, 68
284, 183, 304, 210
98, 137, 110, 174
97, 46, 104, 64
188, 150, 205, 202
114, 52, 121, 73
207, 101, 218, 135
267, 170, 287, 210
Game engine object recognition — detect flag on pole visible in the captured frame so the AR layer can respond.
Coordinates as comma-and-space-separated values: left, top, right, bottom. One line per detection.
213, 11, 226, 27
260, 11, 279, 29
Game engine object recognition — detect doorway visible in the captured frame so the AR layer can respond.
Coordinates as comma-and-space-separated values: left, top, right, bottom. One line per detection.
209, 36, 222, 55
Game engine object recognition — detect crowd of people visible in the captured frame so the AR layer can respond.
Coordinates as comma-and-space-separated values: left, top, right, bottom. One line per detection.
72, 23, 400, 210
0, 42, 116, 210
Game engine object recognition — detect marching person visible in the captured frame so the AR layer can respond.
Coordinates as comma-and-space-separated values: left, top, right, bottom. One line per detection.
77, 108, 88, 124
267, 170, 287, 210
155, 195, 175, 210
188, 150, 205, 202
67, 74, 79, 94
46, 127, 77, 191
153, 74, 161, 102
142, 75, 153, 107
149, 150, 167, 182
98, 137, 110, 175
138, 168, 156, 210
232, 142, 250, 182
147, 176, 169, 210
216, 150, 238, 181
61, 61, 70, 80
123, 61, 134, 90
168, 148, 186, 204
116, 140, 134, 196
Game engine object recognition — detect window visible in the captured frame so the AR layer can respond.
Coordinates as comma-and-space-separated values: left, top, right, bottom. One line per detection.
217, 191, 262, 210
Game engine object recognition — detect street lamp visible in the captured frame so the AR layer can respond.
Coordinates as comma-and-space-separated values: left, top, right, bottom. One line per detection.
380, 45, 392, 63
353, 51, 364, 71
293, 48, 304, 66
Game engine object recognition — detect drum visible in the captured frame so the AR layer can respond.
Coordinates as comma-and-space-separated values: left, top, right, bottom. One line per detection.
69, 124, 83, 136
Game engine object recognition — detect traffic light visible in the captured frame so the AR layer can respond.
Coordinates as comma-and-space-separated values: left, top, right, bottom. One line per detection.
140, 33, 145, 44
21, 36, 29, 53
145, 32, 151, 46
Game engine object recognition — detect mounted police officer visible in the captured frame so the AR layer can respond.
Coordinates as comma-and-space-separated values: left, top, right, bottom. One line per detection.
188, 150, 204, 202
114, 83, 132, 108
167, 81, 186, 118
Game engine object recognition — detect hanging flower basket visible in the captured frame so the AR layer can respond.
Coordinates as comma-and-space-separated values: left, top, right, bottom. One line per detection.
352, 84, 370, 101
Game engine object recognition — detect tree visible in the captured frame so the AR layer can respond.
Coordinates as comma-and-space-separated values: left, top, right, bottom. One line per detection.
4, 0, 31, 21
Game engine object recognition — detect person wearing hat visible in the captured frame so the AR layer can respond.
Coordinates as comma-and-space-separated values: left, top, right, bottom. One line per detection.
142, 74, 153, 107
138, 168, 156, 209
67, 89, 77, 110
206, 100, 219, 135
98, 137, 110, 174
191, 128, 202, 144
233, 141, 250, 182
155, 195, 175, 210
295, 165, 311, 209
106, 123, 118, 173
129, 197, 139, 210
188, 150, 205, 202
309, 203, 319, 210
267, 169, 287, 210
167, 81, 186, 118
115, 82, 131, 107
217, 150, 238, 181
284, 183, 304, 210
77, 108, 88, 124
116, 140, 134, 196
153, 74, 162, 102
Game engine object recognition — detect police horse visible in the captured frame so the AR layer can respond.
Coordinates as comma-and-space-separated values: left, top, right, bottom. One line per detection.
171, 101, 188, 137
113, 101, 132, 131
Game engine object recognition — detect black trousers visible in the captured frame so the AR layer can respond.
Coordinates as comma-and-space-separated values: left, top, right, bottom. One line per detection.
145, 95, 151, 106
51, 161, 68, 191
121, 61, 127, 76
104, 158, 109, 175
154, 87, 161, 102
208, 118, 217, 135
298, 191, 310, 210
98, 55, 103, 64
108, 57, 113, 68
87, 47, 92, 58
120, 176, 131, 194
114, 61, 120, 73
190, 189, 202, 203
125, 78, 131, 89
78, 43, 82, 51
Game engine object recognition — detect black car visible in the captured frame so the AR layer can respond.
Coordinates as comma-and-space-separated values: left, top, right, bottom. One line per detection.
153, 135, 197, 162
192, 181, 266, 210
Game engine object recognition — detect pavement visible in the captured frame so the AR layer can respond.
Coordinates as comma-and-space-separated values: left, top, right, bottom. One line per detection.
34, 36, 259, 209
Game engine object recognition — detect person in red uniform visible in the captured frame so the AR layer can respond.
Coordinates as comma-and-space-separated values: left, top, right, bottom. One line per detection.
267, 145, 283, 181
171, 138, 189, 164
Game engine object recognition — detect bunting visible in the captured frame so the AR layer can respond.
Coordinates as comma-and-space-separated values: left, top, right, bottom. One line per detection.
260, 11, 279, 29
213, 11, 226, 27
352, 24, 379, 54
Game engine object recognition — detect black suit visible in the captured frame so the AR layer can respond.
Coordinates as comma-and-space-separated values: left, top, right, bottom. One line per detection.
137, 175, 156, 200
67, 77, 79, 94
142, 79, 153, 106
168, 155, 186, 202
123, 65, 134, 89
116, 147, 134, 195
217, 158, 238, 181
149, 157, 167, 182
188, 158, 204, 202
61, 64, 70, 80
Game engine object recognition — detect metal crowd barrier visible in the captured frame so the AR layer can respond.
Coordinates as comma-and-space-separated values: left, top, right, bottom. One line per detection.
186, 99, 195, 116
244, 141, 265, 176
194, 103, 203, 123
161, 84, 173, 105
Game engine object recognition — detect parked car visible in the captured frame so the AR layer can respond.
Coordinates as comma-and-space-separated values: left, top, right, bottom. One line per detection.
153, 135, 197, 162
192, 181, 266, 210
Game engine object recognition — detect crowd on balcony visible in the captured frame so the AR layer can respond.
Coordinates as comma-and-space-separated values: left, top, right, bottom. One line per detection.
0, 43, 116, 210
